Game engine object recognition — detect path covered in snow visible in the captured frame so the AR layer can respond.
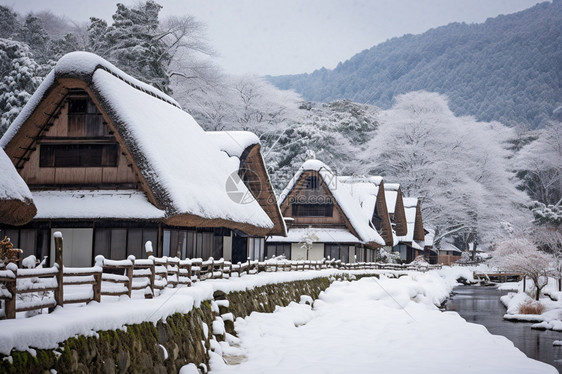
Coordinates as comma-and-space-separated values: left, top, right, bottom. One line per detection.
209, 270, 557, 374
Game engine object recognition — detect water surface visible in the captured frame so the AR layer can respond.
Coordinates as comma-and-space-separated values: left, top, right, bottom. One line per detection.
446, 285, 562, 373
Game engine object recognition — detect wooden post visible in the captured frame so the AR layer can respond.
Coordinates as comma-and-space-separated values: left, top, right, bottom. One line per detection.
93, 271, 101, 303
5, 276, 16, 319
54, 233, 64, 309
523, 276, 526, 292
126, 264, 133, 298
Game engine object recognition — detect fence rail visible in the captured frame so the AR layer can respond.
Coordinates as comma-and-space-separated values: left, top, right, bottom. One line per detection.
0, 235, 441, 320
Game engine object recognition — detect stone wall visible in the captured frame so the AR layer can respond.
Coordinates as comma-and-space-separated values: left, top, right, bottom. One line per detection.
0, 277, 332, 374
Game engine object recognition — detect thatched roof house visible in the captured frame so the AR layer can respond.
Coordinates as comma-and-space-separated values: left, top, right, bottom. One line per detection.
0, 148, 36, 226
0, 52, 284, 265
268, 159, 387, 262
395, 197, 425, 262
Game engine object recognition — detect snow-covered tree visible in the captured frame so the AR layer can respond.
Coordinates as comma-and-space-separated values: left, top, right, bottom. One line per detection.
19, 14, 49, 64
491, 237, 554, 300
0, 6, 18, 39
360, 91, 530, 248
92, 1, 171, 93
0, 38, 40, 135
528, 199, 562, 290
515, 123, 562, 205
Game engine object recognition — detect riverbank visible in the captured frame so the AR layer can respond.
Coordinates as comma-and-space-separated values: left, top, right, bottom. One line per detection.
448, 285, 562, 372
498, 279, 562, 332
209, 268, 556, 373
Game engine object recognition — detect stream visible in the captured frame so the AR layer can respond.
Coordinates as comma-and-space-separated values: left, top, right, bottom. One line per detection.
446, 285, 562, 373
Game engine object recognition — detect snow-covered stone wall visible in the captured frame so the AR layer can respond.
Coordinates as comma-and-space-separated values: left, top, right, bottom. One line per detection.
0, 276, 334, 373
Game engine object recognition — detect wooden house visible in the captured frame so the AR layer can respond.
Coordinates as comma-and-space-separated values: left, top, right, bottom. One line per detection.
0, 52, 285, 266
0, 148, 36, 226
423, 228, 438, 264
394, 198, 425, 262
437, 242, 463, 265
266, 159, 386, 262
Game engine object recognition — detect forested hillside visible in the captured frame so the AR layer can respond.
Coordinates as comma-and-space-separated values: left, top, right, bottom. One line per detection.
268, 0, 562, 129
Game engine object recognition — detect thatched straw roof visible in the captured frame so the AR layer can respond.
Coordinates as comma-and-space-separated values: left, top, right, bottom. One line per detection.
0, 148, 36, 225
1, 52, 283, 236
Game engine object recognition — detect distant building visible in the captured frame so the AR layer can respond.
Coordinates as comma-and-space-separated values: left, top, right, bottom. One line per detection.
267, 159, 388, 262
394, 198, 425, 262
438, 242, 463, 265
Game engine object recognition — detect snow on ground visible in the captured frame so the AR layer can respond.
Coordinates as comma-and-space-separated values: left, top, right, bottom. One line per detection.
209, 267, 556, 374
0, 268, 387, 355
499, 278, 562, 332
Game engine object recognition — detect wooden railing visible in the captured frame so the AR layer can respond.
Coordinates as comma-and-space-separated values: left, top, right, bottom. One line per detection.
0, 234, 441, 319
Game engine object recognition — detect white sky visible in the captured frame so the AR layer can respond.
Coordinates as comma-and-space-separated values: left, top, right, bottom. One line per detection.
0, 0, 544, 76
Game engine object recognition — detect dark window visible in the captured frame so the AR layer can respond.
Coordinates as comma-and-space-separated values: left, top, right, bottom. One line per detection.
19, 229, 37, 259
195, 232, 213, 260
266, 243, 291, 259
127, 228, 143, 259
186, 231, 195, 258
306, 176, 319, 190
292, 203, 333, 217
324, 244, 350, 262
372, 205, 382, 230
94, 227, 156, 260
110, 229, 127, 259
40, 144, 118, 167
213, 236, 224, 259
68, 99, 87, 114
94, 229, 111, 259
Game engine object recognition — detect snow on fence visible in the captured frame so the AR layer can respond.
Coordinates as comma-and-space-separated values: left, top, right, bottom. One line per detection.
0, 233, 441, 319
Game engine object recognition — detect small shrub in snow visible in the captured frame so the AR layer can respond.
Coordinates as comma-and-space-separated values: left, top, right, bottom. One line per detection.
518, 299, 545, 315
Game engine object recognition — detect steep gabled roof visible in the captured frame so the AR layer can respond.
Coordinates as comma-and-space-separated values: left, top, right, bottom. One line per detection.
337, 175, 395, 246
1, 52, 274, 235
384, 183, 408, 237
207, 131, 286, 236
279, 160, 385, 247
397, 197, 425, 245
440, 242, 462, 254
0, 148, 36, 225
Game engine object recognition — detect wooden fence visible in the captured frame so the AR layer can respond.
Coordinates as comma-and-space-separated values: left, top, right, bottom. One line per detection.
0, 235, 441, 319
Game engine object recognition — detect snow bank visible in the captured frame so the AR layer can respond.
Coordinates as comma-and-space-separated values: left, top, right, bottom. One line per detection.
0, 268, 378, 355
211, 269, 556, 374
32, 190, 165, 219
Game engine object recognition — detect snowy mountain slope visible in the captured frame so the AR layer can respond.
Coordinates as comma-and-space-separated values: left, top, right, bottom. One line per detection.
268, 0, 562, 129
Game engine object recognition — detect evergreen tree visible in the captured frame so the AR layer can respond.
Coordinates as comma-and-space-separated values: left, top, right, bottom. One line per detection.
97, 1, 171, 93
0, 38, 40, 135
19, 15, 49, 63
0, 6, 19, 39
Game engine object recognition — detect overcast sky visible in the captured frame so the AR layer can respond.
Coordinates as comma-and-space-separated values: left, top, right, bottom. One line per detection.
0, 0, 544, 76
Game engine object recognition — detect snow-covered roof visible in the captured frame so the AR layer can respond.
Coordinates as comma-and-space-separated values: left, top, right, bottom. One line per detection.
440, 242, 462, 254
424, 228, 435, 247
268, 228, 360, 244
337, 176, 381, 222
1, 52, 275, 234
396, 197, 419, 243
278, 160, 385, 246
383, 184, 400, 215
32, 190, 165, 220
206, 131, 260, 158
0, 148, 36, 225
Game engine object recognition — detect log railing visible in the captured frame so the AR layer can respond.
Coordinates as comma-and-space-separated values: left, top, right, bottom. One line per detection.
0, 233, 441, 319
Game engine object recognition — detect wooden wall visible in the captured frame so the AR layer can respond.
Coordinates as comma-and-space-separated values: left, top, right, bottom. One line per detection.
18, 93, 138, 187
